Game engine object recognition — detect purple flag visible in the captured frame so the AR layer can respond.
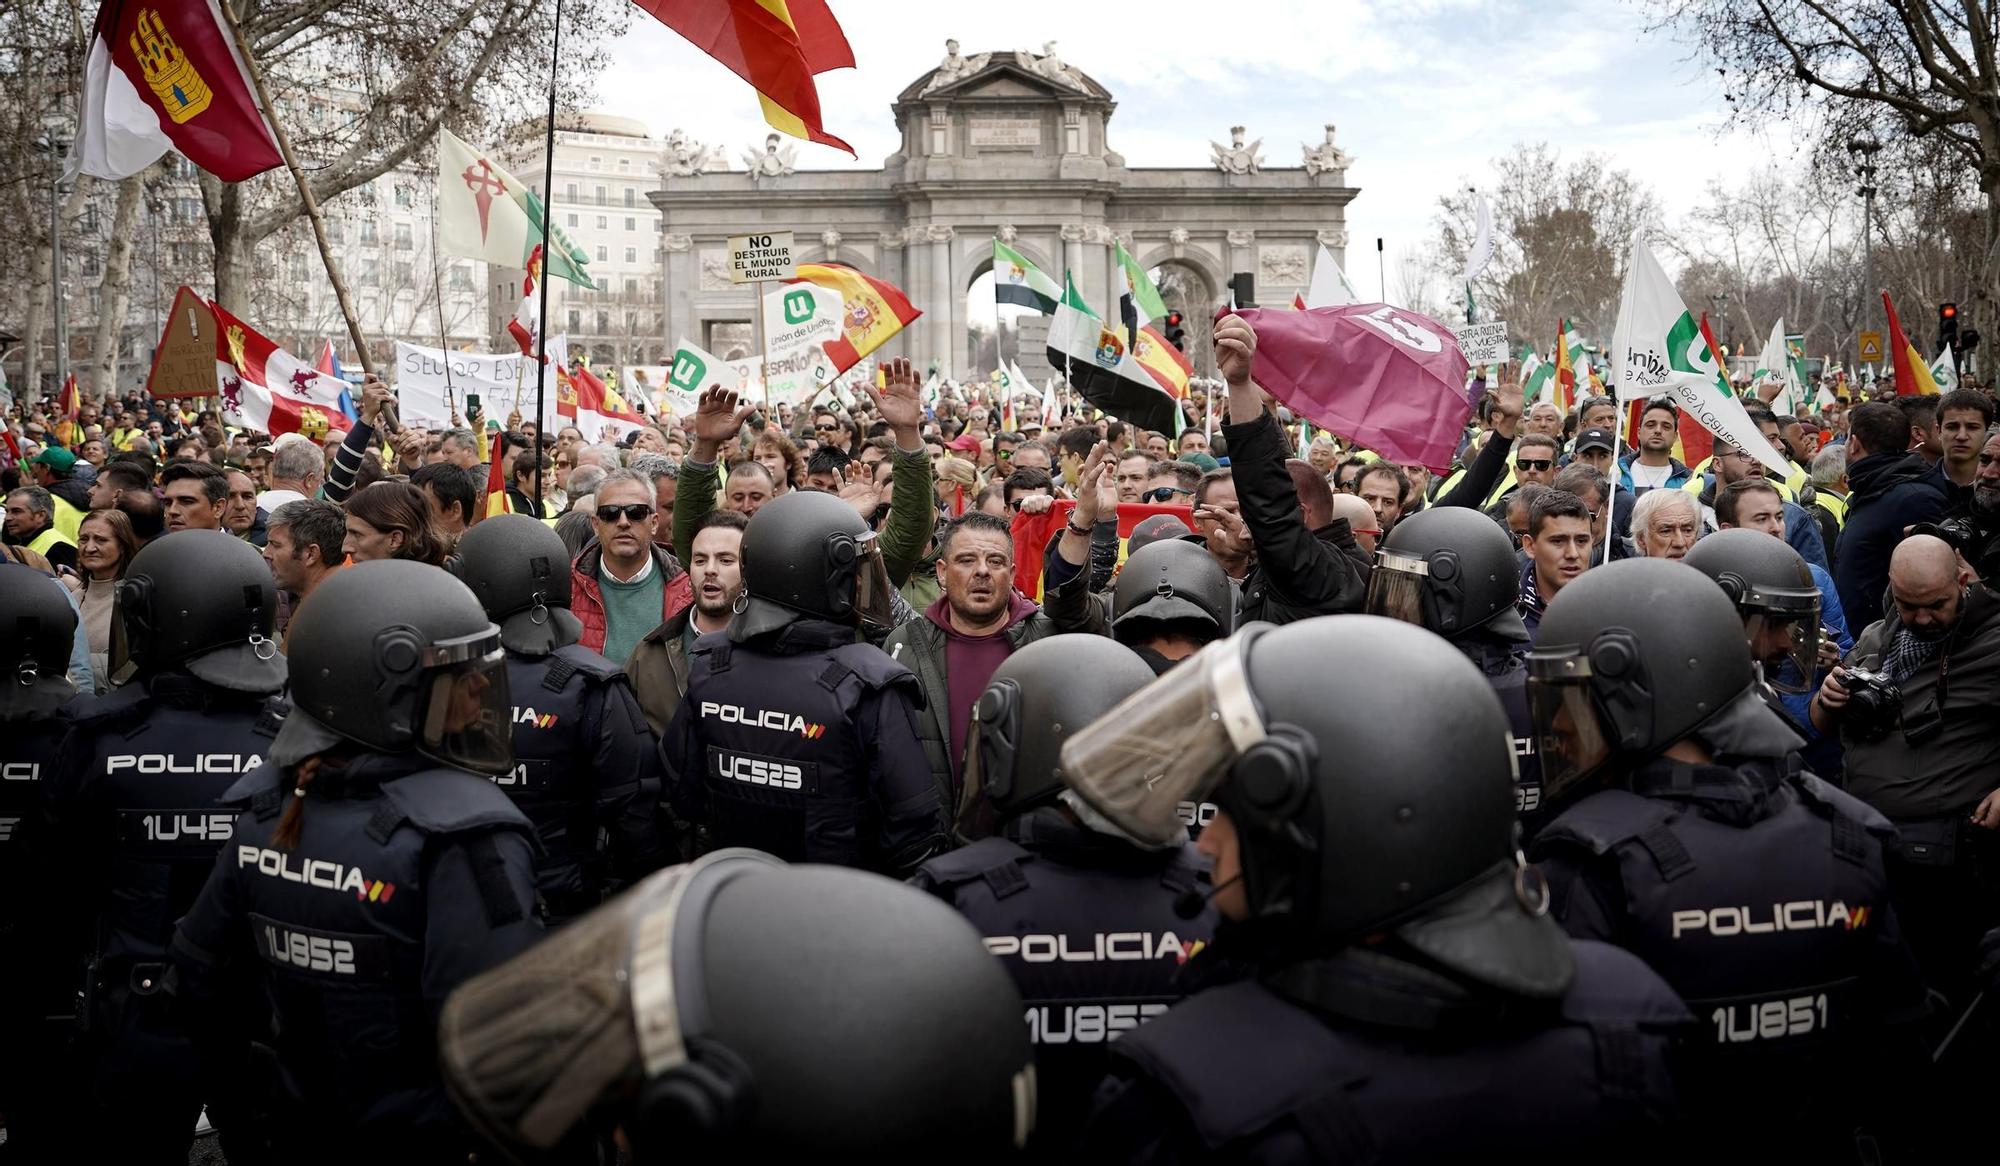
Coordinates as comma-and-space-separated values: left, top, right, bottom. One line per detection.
1230, 303, 1473, 472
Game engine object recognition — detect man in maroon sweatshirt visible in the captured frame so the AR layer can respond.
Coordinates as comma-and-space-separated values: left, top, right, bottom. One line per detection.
884, 510, 1088, 817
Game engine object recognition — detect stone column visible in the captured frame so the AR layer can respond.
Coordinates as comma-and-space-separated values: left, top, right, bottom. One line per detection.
662, 233, 693, 349
1061, 223, 1085, 297
929, 225, 954, 377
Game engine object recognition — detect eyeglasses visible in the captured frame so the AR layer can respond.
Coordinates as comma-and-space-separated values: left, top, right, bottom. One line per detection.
595, 503, 654, 524
1141, 486, 1192, 503
1515, 458, 1554, 471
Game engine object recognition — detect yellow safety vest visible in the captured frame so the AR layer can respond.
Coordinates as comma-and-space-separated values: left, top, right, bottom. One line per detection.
28, 526, 75, 559
1682, 472, 1795, 504
52, 494, 83, 541
1813, 491, 1848, 528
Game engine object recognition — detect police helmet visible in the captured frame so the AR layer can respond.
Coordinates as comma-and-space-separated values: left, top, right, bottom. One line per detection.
1063, 616, 1573, 998
1527, 558, 1755, 806
1111, 539, 1233, 644
451, 514, 584, 656
732, 491, 894, 640
439, 852, 1034, 1162
111, 529, 285, 694
1366, 505, 1528, 641
0, 562, 78, 718
271, 560, 513, 775
958, 635, 1157, 838
1682, 529, 1822, 694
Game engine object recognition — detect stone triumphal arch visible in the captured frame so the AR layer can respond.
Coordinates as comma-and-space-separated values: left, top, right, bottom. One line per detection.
652, 41, 1358, 380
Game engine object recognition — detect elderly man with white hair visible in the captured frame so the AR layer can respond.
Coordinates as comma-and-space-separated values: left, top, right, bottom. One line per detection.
255, 434, 325, 512
1630, 487, 1700, 561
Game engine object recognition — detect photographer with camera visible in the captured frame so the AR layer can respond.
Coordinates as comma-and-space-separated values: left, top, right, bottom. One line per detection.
1812, 534, 2000, 1008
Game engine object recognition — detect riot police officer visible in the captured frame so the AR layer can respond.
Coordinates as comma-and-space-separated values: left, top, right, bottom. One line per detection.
660, 490, 942, 874
453, 514, 663, 918
911, 635, 1215, 1151
1527, 557, 1932, 1157
0, 562, 83, 1156
46, 529, 288, 1161
1110, 539, 1234, 675
168, 561, 542, 1159
1073, 617, 1689, 1162
1365, 505, 1545, 821
438, 852, 1036, 1161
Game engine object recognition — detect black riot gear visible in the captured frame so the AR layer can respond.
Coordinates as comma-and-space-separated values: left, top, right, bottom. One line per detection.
454, 516, 662, 920
0, 565, 80, 1157
1362, 501, 1542, 821
439, 854, 1036, 1162
1077, 617, 1689, 1161
1527, 558, 1755, 807
1366, 504, 1529, 640
1529, 555, 1934, 1156
451, 513, 585, 656
1682, 528, 1824, 694
962, 634, 1157, 828
1110, 539, 1233, 643
0, 560, 79, 717
111, 529, 285, 693
168, 558, 543, 1160
920, 635, 1213, 1152
732, 490, 895, 639
274, 560, 514, 776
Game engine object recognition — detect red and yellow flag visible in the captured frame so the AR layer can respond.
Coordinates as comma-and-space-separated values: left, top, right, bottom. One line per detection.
789, 263, 922, 375
1132, 325, 1193, 400
1550, 318, 1575, 413
1884, 291, 1940, 396
632, 0, 855, 154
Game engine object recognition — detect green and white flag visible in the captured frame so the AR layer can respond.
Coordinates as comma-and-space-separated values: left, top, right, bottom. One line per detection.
1930, 347, 1959, 394
1753, 318, 1801, 414
1115, 240, 1169, 339
664, 337, 741, 412
763, 282, 843, 390
994, 239, 1062, 314
437, 128, 592, 287
1610, 238, 1788, 474
1304, 244, 1362, 308
1521, 349, 1553, 403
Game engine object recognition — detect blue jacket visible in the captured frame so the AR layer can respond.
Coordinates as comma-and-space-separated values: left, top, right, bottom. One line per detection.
1695, 474, 1829, 574
1835, 453, 1948, 635
1777, 562, 1853, 749
1616, 452, 1694, 494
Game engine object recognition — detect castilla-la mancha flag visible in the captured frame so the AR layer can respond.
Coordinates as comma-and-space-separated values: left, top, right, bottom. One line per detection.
68, 0, 283, 182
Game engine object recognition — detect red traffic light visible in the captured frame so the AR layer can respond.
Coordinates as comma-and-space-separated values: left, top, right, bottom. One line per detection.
1942, 303, 1958, 319
1164, 310, 1185, 327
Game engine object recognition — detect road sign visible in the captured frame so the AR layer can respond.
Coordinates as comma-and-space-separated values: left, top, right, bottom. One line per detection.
146, 286, 220, 399
1858, 330, 1883, 363
1453, 321, 1510, 365
727, 231, 796, 283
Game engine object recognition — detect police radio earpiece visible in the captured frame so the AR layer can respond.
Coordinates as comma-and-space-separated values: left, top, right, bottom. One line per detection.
1174, 871, 1243, 920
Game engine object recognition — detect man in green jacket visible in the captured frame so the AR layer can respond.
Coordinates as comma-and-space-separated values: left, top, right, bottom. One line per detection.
672, 363, 936, 593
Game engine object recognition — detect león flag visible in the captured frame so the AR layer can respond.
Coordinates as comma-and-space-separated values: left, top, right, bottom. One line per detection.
632, 0, 855, 154
69, 0, 282, 181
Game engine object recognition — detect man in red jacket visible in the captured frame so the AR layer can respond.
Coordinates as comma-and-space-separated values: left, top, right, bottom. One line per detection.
570, 469, 692, 665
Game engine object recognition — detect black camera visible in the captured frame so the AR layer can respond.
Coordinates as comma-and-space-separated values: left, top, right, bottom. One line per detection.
1841, 666, 1903, 743
1911, 517, 1980, 557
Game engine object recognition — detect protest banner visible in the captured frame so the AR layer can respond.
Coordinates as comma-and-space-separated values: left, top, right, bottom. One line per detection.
392, 337, 566, 430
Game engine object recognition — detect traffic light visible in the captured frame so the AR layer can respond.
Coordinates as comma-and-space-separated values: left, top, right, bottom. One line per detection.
1162, 309, 1187, 353
1939, 301, 1960, 353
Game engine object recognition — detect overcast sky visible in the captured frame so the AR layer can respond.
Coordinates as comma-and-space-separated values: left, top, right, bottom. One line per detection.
594, 0, 1807, 299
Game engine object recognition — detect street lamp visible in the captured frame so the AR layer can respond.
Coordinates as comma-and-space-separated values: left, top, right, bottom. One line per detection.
35, 116, 72, 399
1848, 133, 1882, 371
1709, 292, 1731, 364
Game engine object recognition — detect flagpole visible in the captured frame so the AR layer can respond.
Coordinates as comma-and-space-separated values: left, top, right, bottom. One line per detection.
532, 0, 565, 505
219, 0, 375, 386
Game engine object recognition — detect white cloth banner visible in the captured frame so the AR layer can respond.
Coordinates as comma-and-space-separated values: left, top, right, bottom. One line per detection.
391, 338, 566, 430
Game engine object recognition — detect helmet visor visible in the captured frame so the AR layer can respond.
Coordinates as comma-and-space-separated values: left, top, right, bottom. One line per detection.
1526, 654, 1615, 807
1363, 550, 1430, 627
954, 682, 1019, 843
1741, 585, 1821, 695
852, 532, 896, 634
1060, 634, 1266, 848
417, 629, 514, 775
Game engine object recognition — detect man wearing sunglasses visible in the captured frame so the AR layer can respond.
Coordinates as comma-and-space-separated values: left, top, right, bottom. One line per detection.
571, 469, 693, 667
1511, 432, 1560, 490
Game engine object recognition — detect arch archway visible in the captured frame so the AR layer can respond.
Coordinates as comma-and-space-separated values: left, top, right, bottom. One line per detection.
963, 237, 1063, 382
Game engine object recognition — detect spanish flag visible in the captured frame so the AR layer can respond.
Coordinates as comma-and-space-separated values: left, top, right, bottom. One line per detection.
788, 263, 922, 375
633, 0, 855, 155
479, 435, 512, 522
1884, 291, 1940, 396
1549, 318, 1575, 413
1132, 325, 1192, 435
